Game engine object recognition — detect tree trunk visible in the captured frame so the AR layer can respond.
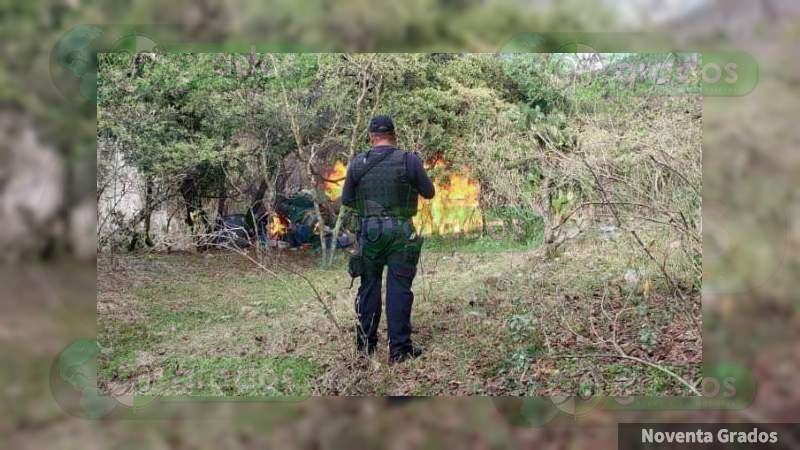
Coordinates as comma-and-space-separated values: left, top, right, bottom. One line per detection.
180, 174, 209, 250
250, 178, 268, 250
216, 170, 227, 219
313, 193, 327, 263
327, 207, 345, 264
143, 176, 155, 247
327, 65, 380, 265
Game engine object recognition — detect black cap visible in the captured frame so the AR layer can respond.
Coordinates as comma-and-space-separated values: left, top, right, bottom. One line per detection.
369, 115, 395, 133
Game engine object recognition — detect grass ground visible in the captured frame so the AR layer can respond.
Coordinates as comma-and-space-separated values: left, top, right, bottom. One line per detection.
97, 230, 701, 397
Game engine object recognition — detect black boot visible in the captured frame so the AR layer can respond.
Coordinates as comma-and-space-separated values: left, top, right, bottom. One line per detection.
355, 326, 378, 355
389, 346, 423, 364
358, 341, 378, 355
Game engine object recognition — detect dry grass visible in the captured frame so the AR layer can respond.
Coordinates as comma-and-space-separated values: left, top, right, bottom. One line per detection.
97, 229, 701, 397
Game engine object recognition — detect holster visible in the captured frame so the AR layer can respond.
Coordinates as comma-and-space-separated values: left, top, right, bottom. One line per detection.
348, 253, 365, 279
348, 216, 365, 286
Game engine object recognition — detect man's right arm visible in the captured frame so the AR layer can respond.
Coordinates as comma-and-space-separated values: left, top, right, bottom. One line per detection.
341, 163, 357, 207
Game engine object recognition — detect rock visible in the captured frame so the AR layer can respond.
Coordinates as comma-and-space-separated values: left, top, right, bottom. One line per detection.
70, 198, 96, 261
0, 110, 64, 261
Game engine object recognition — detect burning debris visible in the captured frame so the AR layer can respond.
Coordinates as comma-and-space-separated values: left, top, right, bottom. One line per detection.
271, 192, 354, 250
413, 157, 482, 236
268, 214, 288, 239
323, 161, 347, 200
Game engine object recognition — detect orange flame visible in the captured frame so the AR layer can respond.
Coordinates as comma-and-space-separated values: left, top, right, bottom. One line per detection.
324, 161, 347, 200
413, 158, 482, 236
269, 214, 288, 238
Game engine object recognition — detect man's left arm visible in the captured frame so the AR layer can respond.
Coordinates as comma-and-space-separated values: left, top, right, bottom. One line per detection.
409, 153, 435, 199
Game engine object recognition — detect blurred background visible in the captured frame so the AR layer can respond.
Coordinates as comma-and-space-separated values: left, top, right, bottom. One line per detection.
1, 0, 799, 448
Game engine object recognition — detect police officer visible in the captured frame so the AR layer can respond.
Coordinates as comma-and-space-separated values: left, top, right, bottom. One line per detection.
341, 115, 435, 364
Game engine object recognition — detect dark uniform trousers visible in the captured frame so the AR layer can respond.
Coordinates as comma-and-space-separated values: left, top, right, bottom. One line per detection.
355, 216, 422, 356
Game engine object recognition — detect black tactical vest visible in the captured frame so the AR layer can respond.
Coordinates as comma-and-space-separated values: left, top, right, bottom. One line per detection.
352, 148, 419, 218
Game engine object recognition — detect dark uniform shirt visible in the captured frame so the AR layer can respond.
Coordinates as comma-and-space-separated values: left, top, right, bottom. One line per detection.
341, 145, 435, 209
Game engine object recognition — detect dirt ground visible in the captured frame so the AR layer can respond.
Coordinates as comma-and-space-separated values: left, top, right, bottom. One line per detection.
96, 231, 701, 398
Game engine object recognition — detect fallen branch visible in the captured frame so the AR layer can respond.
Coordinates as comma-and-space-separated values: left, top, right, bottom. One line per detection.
547, 353, 701, 395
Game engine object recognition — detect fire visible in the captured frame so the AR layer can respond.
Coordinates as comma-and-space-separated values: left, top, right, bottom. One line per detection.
324, 161, 347, 200
321, 157, 482, 236
413, 158, 482, 236
268, 214, 288, 238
